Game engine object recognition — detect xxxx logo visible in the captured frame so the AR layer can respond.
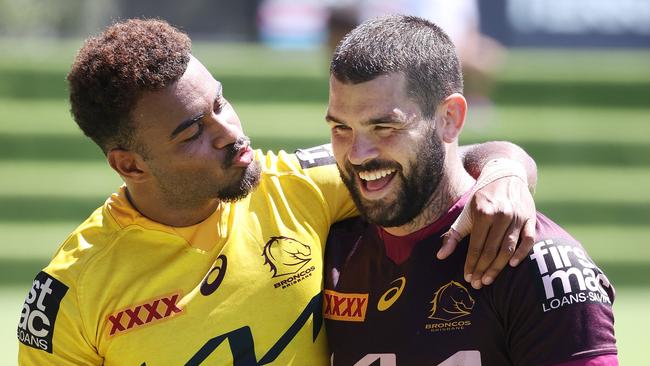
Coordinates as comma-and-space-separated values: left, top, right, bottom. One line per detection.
107, 293, 183, 337
323, 289, 368, 322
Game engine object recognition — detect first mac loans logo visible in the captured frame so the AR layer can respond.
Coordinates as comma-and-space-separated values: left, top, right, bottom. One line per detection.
18, 272, 68, 353
529, 239, 612, 312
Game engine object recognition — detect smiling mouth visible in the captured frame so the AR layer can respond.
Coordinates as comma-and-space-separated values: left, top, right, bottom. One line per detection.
358, 168, 397, 192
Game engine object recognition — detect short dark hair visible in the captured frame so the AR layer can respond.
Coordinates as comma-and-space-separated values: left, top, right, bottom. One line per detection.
330, 14, 463, 119
67, 18, 191, 154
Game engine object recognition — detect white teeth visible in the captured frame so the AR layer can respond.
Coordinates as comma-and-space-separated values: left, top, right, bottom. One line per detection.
358, 169, 395, 181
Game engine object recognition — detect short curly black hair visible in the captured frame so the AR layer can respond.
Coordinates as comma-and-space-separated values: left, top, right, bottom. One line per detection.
67, 18, 191, 154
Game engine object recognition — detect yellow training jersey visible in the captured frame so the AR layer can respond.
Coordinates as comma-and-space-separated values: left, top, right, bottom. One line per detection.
17, 146, 357, 365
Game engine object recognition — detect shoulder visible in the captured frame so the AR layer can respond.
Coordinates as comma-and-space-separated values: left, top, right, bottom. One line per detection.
535, 212, 580, 244
528, 212, 615, 302
487, 211, 616, 321
253, 145, 356, 222
327, 217, 373, 251
255, 144, 337, 176
486, 217, 617, 364
325, 217, 376, 279
41, 192, 185, 297
294, 144, 337, 169
45, 205, 119, 285
254, 145, 341, 192
496, 212, 615, 309
18, 204, 116, 355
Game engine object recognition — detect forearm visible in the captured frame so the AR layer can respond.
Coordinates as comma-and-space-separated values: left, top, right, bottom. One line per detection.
459, 141, 537, 192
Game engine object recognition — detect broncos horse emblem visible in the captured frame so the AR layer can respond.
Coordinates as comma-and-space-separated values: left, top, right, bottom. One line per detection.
428, 281, 475, 321
262, 236, 312, 278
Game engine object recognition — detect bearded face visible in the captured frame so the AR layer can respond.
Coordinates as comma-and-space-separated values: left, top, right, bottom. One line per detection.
337, 124, 445, 227
147, 136, 261, 209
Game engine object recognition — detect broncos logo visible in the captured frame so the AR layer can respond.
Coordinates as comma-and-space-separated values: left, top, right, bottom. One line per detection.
428, 281, 475, 321
262, 236, 312, 278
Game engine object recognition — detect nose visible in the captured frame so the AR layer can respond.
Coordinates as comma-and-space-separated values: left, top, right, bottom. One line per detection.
348, 132, 379, 166
209, 115, 241, 150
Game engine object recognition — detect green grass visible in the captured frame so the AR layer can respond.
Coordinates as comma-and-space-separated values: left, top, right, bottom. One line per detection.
610, 287, 650, 365
1, 286, 26, 366
1, 41, 648, 363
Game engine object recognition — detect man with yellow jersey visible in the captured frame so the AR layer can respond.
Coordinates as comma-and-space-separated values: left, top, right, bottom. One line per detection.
17, 19, 537, 365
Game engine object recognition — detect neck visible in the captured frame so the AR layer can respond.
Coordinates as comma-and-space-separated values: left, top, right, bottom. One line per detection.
124, 184, 221, 227
383, 154, 474, 236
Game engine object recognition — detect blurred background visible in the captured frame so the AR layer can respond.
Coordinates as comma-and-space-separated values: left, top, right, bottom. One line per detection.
1, 0, 649, 363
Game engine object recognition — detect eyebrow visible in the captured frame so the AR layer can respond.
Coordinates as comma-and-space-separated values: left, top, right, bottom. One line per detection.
169, 83, 223, 140
325, 113, 403, 126
325, 114, 344, 125
367, 116, 403, 125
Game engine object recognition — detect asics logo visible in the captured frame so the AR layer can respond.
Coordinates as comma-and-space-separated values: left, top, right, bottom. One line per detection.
377, 277, 406, 311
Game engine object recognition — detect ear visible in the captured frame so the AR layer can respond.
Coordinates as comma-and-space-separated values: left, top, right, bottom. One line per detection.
436, 93, 467, 143
107, 148, 150, 183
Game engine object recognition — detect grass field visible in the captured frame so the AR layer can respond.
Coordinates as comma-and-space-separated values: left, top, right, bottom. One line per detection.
0, 40, 649, 364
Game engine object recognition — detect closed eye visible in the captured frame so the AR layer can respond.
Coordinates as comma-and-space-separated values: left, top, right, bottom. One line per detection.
184, 121, 204, 142
332, 124, 351, 131
374, 124, 397, 136
375, 125, 393, 130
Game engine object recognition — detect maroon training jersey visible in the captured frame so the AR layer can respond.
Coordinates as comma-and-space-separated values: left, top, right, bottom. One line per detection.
324, 194, 617, 365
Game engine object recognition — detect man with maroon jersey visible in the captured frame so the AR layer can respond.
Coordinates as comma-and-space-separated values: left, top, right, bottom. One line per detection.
323, 15, 617, 365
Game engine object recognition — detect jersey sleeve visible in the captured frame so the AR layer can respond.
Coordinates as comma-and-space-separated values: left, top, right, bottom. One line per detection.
293, 144, 358, 223
489, 234, 617, 365
553, 354, 619, 366
18, 270, 102, 365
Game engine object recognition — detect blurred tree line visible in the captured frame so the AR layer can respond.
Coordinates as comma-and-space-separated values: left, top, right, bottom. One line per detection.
0, 0, 259, 39
0, 0, 112, 37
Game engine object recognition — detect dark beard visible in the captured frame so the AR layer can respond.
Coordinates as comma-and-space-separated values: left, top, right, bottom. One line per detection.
338, 132, 445, 228
149, 136, 261, 207
216, 159, 261, 202
216, 136, 261, 201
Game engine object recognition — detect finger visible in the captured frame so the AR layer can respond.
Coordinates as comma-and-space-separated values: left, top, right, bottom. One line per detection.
438, 229, 462, 259
470, 213, 511, 289
481, 222, 521, 286
441, 202, 472, 260
449, 202, 473, 238
464, 214, 490, 286
510, 218, 537, 267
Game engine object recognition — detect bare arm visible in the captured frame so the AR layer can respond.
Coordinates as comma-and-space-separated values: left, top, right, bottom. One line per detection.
441, 140, 538, 289
459, 140, 537, 192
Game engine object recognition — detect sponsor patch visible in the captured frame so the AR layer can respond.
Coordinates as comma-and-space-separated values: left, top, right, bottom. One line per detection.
425, 281, 474, 332
295, 144, 336, 169
106, 292, 183, 337
529, 239, 613, 312
17, 271, 68, 353
262, 236, 315, 289
324, 289, 368, 322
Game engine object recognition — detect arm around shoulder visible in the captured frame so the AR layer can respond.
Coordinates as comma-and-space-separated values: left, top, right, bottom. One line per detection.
459, 140, 537, 192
